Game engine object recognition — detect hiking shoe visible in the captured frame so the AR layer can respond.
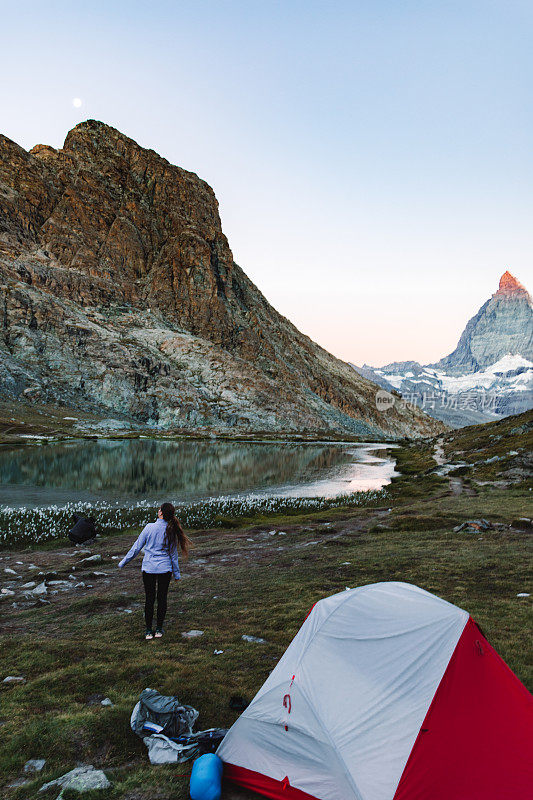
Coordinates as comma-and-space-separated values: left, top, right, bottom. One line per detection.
145, 629, 154, 640
154, 629, 164, 638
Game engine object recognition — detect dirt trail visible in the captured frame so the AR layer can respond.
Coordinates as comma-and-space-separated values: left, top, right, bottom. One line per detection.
433, 437, 446, 466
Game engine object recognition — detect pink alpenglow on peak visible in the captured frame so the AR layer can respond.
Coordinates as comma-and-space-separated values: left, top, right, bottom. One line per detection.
495, 271, 530, 299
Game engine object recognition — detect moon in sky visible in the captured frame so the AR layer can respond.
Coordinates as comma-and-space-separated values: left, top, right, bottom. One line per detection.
72, 98, 82, 108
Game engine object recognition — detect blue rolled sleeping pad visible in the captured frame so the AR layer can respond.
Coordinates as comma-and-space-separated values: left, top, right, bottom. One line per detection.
189, 753, 223, 800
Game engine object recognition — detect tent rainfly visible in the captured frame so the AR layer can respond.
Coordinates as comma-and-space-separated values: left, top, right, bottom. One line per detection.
217, 582, 533, 800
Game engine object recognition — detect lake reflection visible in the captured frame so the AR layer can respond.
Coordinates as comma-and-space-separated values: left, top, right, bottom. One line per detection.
0, 439, 395, 507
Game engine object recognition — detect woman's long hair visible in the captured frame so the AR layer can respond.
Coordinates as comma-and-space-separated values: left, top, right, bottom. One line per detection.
160, 502, 192, 559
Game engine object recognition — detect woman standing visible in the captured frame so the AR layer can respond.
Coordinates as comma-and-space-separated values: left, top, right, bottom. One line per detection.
119, 502, 192, 639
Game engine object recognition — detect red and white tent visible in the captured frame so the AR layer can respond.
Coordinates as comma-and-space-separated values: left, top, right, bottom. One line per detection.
218, 582, 532, 800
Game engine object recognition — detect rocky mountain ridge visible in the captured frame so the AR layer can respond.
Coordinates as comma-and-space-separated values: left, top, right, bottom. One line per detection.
436, 271, 532, 375
0, 120, 439, 438
352, 272, 533, 427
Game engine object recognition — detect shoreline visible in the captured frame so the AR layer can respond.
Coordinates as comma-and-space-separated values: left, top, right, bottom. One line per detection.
0, 402, 416, 449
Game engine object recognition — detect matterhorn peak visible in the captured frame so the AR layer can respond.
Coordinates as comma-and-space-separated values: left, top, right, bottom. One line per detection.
495, 270, 529, 299
358, 267, 533, 427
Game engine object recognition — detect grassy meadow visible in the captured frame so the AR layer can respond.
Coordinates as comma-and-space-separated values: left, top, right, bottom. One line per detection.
0, 412, 531, 799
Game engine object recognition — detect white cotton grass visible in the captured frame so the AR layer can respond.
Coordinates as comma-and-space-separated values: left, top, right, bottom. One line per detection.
0, 489, 388, 548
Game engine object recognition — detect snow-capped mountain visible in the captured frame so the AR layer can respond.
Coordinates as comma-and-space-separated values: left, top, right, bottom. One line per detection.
352, 272, 533, 427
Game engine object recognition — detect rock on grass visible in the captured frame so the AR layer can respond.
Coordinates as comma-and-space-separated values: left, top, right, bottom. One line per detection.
24, 758, 46, 773
39, 765, 110, 793
182, 630, 204, 638
78, 554, 103, 565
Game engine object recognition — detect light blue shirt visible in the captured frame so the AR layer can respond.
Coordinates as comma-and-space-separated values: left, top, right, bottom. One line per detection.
118, 518, 180, 579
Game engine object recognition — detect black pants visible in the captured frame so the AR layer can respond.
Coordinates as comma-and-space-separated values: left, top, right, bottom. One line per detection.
142, 571, 172, 630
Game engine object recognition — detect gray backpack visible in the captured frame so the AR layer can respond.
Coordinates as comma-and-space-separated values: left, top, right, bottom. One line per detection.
130, 688, 199, 739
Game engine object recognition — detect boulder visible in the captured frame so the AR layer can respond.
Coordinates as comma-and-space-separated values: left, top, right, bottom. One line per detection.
79, 554, 102, 564
453, 519, 492, 533
182, 630, 204, 639
39, 765, 110, 794
24, 759, 46, 773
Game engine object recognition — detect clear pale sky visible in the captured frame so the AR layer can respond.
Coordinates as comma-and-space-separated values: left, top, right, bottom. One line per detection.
1, 0, 531, 366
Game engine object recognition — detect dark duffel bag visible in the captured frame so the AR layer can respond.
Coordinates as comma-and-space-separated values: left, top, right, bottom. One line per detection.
68, 515, 97, 544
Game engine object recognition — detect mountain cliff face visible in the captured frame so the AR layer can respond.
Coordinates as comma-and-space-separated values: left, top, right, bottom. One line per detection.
0, 121, 439, 438
436, 272, 532, 374
352, 272, 533, 427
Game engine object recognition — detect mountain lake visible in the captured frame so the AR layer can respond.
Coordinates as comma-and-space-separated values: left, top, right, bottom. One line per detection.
0, 439, 396, 546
